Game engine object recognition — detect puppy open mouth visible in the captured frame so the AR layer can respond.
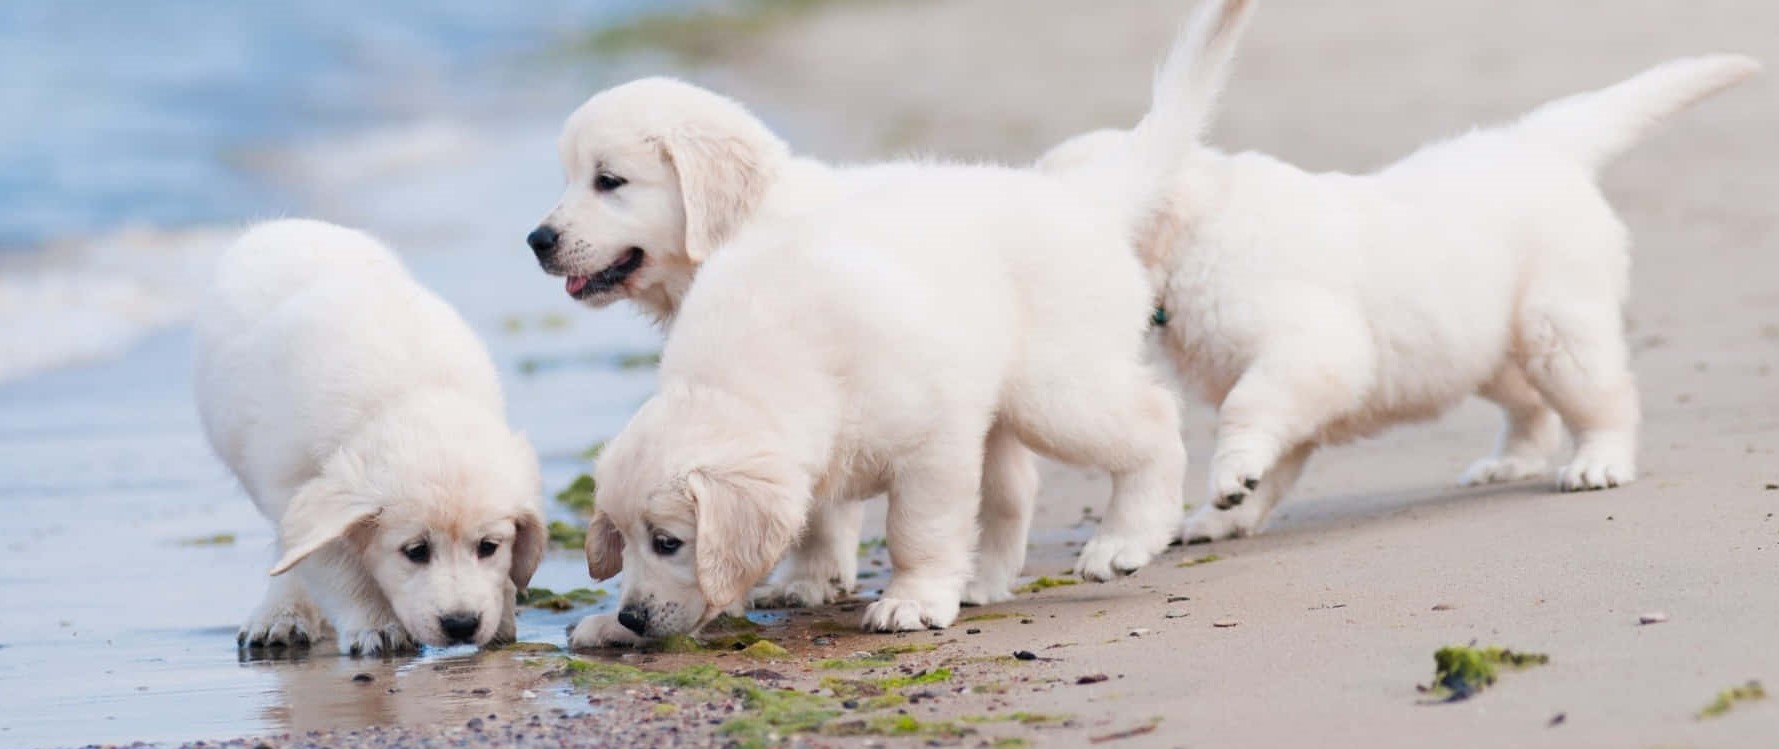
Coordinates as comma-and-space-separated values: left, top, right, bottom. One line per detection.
566, 248, 645, 300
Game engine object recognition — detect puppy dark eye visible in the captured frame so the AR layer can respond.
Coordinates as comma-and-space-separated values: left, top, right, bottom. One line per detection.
651, 534, 682, 556
403, 542, 431, 564
477, 539, 499, 559
593, 173, 626, 192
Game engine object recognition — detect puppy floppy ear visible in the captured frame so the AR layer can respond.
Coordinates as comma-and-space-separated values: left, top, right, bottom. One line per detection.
509, 508, 547, 589
688, 466, 804, 610
658, 124, 787, 263
270, 477, 381, 576
585, 511, 625, 581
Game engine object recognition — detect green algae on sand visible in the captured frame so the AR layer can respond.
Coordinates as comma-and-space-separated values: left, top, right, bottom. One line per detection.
1698, 680, 1766, 719
547, 519, 587, 549
1177, 553, 1222, 567
1015, 576, 1079, 594
1423, 645, 1549, 702
517, 586, 607, 611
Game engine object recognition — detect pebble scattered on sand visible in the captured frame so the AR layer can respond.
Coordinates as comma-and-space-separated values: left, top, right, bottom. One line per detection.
1639, 612, 1668, 625
1013, 650, 1038, 661
1076, 674, 1110, 685
1164, 609, 1188, 619
1431, 603, 1455, 612
350, 673, 374, 684
1212, 619, 1240, 628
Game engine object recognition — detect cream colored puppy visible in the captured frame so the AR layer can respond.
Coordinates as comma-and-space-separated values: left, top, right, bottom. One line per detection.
195, 219, 546, 655
1040, 0, 1759, 542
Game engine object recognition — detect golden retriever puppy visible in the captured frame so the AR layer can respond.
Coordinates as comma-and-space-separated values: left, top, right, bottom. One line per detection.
195, 219, 546, 655
559, 1, 1262, 642
1040, 0, 1758, 541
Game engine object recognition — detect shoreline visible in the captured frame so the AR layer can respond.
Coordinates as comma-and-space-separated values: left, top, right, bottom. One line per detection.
25, 0, 1779, 747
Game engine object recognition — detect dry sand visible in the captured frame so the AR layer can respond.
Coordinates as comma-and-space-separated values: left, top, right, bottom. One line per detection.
157, 1, 1777, 747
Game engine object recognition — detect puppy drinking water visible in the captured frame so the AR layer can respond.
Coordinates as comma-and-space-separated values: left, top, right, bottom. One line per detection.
195, 219, 546, 655
1040, 0, 1759, 541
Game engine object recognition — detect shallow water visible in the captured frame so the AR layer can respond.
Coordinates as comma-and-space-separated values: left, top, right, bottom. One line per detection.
0, 3, 717, 747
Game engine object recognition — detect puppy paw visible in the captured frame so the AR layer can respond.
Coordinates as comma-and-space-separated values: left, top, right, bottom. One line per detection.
960, 576, 1017, 606
750, 577, 844, 609
1557, 455, 1636, 492
340, 623, 415, 657
1073, 533, 1157, 582
1459, 454, 1550, 486
1181, 503, 1260, 544
568, 613, 645, 650
238, 607, 319, 650
860, 596, 959, 632
1211, 451, 1268, 510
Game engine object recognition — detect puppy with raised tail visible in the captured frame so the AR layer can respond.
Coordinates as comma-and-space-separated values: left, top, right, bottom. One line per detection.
562, 2, 1250, 646
195, 219, 546, 655
1039, 0, 1759, 542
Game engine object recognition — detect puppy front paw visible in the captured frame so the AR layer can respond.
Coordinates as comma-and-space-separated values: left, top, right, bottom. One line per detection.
340, 623, 415, 657
568, 613, 645, 650
1458, 454, 1549, 486
239, 607, 320, 650
861, 596, 959, 632
1073, 532, 1159, 582
1181, 503, 1259, 544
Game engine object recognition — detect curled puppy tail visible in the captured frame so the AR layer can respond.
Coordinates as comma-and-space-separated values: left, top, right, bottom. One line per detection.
1512, 54, 1760, 172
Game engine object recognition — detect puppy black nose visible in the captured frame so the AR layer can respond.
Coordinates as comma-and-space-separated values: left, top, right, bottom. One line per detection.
439, 612, 480, 643
617, 606, 649, 636
527, 225, 558, 259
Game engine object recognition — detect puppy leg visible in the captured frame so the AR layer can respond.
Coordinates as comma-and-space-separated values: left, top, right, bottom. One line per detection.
751, 501, 862, 608
1520, 301, 1640, 491
1459, 365, 1563, 486
239, 572, 324, 649
1007, 369, 1185, 582
1184, 443, 1312, 543
963, 420, 1039, 606
1210, 343, 1366, 510
295, 552, 417, 656
862, 440, 983, 632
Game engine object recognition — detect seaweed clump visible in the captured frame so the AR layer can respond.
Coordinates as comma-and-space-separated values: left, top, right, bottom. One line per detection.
555, 473, 597, 514
1698, 680, 1766, 719
1423, 645, 1549, 702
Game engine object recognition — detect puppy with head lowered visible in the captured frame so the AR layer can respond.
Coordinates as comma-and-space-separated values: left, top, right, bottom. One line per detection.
1040, 0, 1759, 541
565, 5, 1247, 646
195, 219, 546, 655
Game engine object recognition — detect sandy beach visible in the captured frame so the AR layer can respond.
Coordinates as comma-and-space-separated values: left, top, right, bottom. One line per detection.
6, 0, 1776, 747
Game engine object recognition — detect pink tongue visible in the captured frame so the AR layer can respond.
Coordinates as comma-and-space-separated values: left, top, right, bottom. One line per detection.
565, 276, 590, 295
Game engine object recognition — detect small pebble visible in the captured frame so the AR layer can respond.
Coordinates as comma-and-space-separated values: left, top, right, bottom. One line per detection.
520, 690, 537, 699
466, 718, 483, 731
1431, 603, 1455, 611
1212, 619, 1239, 628
812, 635, 836, 646
470, 687, 492, 696
1165, 595, 1190, 603
351, 673, 374, 683
1013, 650, 1038, 661
1765, 483, 1777, 490
1638, 612, 1668, 625
842, 699, 859, 709
1076, 674, 1109, 685
1019, 618, 1034, 624
1164, 609, 1188, 619
966, 628, 982, 635
1128, 628, 1150, 637
1548, 712, 1566, 727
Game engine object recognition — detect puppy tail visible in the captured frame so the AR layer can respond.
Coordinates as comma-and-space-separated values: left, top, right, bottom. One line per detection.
1131, 0, 1256, 171
1512, 55, 1760, 171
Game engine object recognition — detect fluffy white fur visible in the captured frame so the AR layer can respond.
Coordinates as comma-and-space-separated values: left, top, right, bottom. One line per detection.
195, 219, 546, 655
1040, 0, 1760, 542
571, 161, 1186, 642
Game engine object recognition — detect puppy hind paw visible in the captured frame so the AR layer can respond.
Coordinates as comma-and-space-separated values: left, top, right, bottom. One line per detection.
1557, 457, 1636, 492
1073, 533, 1158, 582
1458, 455, 1549, 486
1211, 453, 1267, 510
960, 576, 1017, 607
750, 577, 843, 609
1180, 504, 1258, 544
860, 597, 958, 632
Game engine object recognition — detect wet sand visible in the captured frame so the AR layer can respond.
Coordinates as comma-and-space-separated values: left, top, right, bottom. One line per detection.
18, 0, 1779, 747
